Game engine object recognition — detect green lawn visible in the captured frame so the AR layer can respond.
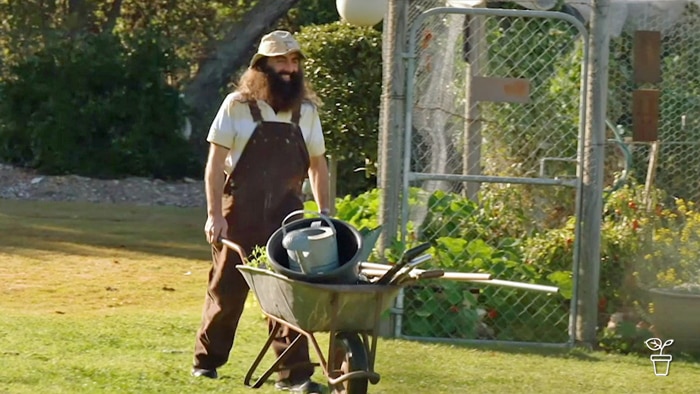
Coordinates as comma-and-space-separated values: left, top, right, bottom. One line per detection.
0, 200, 697, 393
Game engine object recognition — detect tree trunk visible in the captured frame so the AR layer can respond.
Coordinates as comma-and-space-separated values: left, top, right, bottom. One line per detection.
66, 0, 90, 35
102, 0, 123, 33
182, 0, 301, 154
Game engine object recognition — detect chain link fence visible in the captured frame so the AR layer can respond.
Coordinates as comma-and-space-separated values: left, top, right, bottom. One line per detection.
601, 1, 700, 347
606, 0, 700, 204
392, 0, 700, 349
396, 4, 588, 345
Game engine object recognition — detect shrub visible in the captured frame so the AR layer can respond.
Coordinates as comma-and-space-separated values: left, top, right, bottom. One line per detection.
330, 187, 570, 342
563, 181, 700, 354
0, 31, 199, 180
326, 183, 700, 349
296, 22, 383, 196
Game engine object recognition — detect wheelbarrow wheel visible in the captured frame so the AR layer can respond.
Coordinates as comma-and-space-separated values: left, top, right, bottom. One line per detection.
329, 332, 369, 394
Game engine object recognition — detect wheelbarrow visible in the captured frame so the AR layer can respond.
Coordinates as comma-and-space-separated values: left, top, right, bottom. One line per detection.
221, 239, 458, 394
221, 239, 559, 393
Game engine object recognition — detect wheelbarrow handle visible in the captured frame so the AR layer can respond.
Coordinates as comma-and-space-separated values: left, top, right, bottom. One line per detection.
394, 269, 446, 286
218, 237, 250, 265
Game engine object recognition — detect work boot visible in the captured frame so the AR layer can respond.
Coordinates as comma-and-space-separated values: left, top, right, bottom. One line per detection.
191, 368, 218, 379
274, 378, 323, 393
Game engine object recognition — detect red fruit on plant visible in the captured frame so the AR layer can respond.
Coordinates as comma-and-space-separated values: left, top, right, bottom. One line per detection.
628, 201, 637, 210
632, 219, 640, 231
598, 297, 607, 312
487, 309, 498, 319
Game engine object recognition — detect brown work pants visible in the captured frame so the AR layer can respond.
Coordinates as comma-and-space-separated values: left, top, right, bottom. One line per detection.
193, 200, 313, 382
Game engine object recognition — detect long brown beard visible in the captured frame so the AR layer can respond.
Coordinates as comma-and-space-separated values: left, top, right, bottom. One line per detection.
235, 66, 305, 113
262, 65, 304, 112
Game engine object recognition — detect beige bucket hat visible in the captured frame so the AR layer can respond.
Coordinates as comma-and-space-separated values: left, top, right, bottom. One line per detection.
249, 30, 306, 69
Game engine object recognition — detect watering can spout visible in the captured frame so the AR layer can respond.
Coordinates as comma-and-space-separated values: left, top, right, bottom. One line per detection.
357, 226, 382, 262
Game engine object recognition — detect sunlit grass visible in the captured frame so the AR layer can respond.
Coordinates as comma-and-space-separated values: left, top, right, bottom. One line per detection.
0, 200, 698, 393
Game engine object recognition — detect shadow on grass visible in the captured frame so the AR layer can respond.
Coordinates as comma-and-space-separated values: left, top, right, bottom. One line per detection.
666, 350, 700, 363
396, 336, 700, 363
392, 336, 605, 362
0, 200, 210, 261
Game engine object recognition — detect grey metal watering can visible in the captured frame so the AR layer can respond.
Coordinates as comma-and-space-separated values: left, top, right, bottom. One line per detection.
281, 210, 339, 275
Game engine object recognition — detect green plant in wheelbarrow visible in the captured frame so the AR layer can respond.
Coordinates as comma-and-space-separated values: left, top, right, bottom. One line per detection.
248, 245, 272, 270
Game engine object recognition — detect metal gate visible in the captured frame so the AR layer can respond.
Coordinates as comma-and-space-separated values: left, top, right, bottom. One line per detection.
395, 6, 589, 347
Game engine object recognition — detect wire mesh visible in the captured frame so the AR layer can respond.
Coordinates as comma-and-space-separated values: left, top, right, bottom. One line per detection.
597, 1, 700, 336
400, 4, 586, 344
607, 0, 700, 204
398, 0, 700, 347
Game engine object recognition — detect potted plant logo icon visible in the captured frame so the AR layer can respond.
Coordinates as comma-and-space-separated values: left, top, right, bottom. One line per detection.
645, 338, 674, 376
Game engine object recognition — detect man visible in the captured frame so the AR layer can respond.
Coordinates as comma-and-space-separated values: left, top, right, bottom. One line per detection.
192, 30, 330, 394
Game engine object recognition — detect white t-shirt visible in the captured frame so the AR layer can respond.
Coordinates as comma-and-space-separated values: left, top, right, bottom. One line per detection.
206, 92, 326, 175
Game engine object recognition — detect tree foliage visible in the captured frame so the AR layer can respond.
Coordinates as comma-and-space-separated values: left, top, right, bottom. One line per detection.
0, 0, 388, 192
0, 30, 198, 179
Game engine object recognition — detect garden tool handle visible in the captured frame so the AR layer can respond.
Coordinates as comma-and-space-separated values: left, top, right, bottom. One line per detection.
218, 238, 250, 265
415, 269, 445, 280
376, 242, 432, 285
400, 242, 431, 263
388, 254, 433, 285
395, 268, 445, 286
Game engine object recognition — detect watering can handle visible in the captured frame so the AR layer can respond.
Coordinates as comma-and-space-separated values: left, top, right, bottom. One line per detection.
281, 209, 337, 238
218, 237, 250, 265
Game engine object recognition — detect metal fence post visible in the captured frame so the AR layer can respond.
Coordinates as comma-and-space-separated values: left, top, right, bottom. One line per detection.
378, 0, 408, 260
576, 0, 610, 346
463, 11, 486, 202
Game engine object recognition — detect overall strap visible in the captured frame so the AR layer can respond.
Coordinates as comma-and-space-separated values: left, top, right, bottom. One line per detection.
290, 104, 301, 126
247, 101, 264, 123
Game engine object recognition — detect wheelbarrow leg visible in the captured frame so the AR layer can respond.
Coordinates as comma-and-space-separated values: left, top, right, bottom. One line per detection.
243, 321, 305, 389
366, 292, 384, 377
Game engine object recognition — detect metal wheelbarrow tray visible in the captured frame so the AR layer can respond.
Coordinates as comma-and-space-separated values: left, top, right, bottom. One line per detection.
237, 265, 401, 393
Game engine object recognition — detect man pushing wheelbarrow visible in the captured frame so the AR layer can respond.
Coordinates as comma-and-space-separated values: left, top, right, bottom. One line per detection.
191, 30, 330, 394
190, 27, 561, 394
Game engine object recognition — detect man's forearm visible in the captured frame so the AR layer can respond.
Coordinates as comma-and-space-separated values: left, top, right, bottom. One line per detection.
205, 165, 225, 217
308, 157, 330, 213
205, 145, 228, 217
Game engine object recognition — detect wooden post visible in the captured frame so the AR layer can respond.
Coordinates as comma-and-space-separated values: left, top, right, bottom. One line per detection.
576, 0, 610, 346
633, 30, 661, 84
632, 89, 660, 142
644, 141, 660, 212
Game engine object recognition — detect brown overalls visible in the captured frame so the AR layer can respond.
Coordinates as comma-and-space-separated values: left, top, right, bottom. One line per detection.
193, 101, 314, 382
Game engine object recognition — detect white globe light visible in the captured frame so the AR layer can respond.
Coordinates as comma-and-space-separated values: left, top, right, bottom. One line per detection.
336, 0, 387, 27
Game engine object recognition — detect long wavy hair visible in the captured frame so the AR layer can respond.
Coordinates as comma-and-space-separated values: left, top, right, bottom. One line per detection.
233, 58, 322, 110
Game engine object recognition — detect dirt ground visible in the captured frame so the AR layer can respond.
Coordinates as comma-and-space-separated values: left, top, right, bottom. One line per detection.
0, 163, 205, 208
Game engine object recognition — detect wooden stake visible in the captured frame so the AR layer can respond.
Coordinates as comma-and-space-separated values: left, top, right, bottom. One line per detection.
644, 140, 660, 211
